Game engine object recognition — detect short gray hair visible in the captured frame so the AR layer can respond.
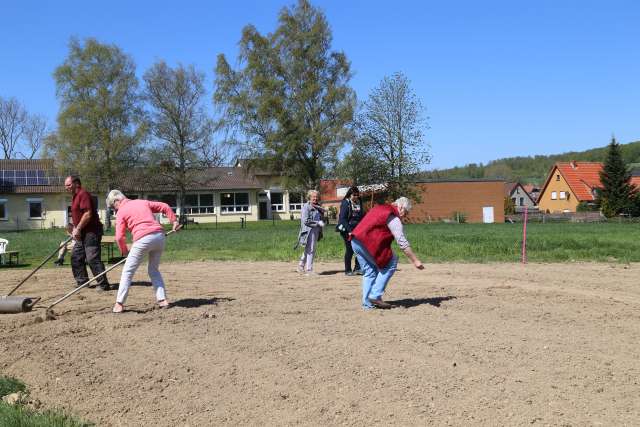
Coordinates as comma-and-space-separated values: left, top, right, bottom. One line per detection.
106, 189, 126, 209
393, 197, 412, 212
306, 189, 319, 199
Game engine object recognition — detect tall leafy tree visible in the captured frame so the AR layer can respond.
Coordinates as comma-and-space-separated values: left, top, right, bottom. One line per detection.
598, 137, 635, 217
214, 0, 355, 189
143, 61, 224, 214
348, 72, 430, 200
47, 38, 146, 190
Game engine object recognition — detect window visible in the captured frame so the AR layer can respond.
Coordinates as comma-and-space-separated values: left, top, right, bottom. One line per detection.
183, 194, 214, 214
27, 198, 43, 219
551, 191, 557, 200
271, 192, 284, 212
221, 192, 250, 213
559, 191, 566, 200
289, 193, 303, 211
0, 199, 6, 220
519, 197, 524, 206
126, 194, 139, 200
556, 174, 560, 181
147, 194, 177, 212
160, 195, 177, 212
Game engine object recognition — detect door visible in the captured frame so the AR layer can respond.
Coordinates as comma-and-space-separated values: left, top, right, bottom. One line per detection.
259, 201, 268, 220
482, 206, 494, 223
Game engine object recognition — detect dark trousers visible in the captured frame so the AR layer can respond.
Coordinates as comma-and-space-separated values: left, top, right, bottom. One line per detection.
342, 234, 361, 273
71, 232, 109, 288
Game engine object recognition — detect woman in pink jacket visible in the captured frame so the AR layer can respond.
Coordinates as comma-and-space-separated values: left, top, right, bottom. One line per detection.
106, 190, 181, 313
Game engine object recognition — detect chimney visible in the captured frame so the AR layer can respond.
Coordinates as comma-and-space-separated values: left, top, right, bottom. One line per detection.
570, 160, 577, 169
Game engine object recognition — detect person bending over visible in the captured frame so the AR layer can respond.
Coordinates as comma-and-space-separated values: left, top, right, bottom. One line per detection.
350, 197, 424, 309
106, 190, 181, 313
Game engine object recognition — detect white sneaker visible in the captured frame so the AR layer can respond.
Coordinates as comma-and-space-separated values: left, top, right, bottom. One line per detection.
305, 271, 318, 277
297, 265, 304, 273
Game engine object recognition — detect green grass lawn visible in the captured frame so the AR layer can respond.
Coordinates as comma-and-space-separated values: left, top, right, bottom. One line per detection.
2, 220, 640, 269
0, 376, 90, 426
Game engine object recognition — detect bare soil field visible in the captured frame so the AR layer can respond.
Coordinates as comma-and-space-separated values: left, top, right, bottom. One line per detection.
1, 261, 640, 426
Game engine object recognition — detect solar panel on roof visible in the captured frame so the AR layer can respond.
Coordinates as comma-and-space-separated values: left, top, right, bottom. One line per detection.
0, 169, 59, 186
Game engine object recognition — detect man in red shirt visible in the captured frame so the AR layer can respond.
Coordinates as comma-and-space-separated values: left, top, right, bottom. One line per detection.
65, 175, 110, 291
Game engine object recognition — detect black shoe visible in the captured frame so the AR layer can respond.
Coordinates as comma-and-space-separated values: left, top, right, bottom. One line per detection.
97, 285, 111, 292
53, 259, 64, 266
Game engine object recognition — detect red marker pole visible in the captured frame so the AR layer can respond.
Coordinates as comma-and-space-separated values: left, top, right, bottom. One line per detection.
522, 206, 528, 264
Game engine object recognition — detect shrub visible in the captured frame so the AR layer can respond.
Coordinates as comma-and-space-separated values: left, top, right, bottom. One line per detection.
451, 211, 467, 223
0, 377, 26, 398
327, 206, 338, 220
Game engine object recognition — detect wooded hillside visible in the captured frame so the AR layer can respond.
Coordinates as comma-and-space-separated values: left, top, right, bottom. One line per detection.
420, 141, 640, 184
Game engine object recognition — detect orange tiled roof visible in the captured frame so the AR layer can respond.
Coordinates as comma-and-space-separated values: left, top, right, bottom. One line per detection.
555, 162, 603, 201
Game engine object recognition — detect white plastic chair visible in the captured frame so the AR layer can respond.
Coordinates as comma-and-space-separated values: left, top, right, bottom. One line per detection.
0, 238, 8, 265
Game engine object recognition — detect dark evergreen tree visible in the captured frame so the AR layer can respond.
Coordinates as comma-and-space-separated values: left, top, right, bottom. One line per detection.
598, 137, 636, 217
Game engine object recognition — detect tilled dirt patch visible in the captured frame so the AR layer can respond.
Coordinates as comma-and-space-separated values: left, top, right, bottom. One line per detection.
1, 261, 640, 426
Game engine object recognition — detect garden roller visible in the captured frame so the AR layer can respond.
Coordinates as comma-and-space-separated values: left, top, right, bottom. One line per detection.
0, 236, 72, 314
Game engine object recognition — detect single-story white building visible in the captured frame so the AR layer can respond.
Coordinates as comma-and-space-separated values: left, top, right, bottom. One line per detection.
0, 159, 305, 231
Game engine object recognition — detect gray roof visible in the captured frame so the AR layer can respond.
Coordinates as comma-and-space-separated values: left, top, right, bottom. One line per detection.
116, 167, 263, 192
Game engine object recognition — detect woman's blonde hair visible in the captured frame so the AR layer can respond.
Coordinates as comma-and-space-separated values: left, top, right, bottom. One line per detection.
106, 189, 126, 209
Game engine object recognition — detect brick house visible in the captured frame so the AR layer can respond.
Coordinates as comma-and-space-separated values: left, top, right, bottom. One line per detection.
320, 178, 505, 223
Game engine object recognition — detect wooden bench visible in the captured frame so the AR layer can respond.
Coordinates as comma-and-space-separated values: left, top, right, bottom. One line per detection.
0, 250, 19, 266
100, 235, 118, 263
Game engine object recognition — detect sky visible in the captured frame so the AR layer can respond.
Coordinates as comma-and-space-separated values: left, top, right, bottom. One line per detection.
1, 0, 639, 170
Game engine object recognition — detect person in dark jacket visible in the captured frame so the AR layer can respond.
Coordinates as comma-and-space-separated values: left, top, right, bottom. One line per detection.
337, 186, 365, 275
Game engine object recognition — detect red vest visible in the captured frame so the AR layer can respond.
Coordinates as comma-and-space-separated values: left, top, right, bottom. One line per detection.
351, 204, 399, 268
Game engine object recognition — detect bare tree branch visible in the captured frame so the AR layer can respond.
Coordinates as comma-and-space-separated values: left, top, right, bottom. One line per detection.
0, 97, 28, 159
22, 114, 48, 159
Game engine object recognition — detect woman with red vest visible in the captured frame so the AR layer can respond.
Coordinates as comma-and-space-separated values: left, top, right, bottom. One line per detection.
350, 197, 424, 309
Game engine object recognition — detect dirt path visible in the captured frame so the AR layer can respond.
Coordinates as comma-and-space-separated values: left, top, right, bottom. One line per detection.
1, 261, 640, 426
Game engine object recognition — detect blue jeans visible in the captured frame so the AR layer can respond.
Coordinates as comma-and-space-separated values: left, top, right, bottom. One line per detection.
351, 238, 398, 309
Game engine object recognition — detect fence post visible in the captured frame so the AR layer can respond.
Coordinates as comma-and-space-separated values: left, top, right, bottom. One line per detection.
522, 206, 528, 264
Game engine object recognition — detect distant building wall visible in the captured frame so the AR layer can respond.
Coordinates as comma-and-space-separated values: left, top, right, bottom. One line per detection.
411, 181, 505, 223
0, 193, 69, 231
